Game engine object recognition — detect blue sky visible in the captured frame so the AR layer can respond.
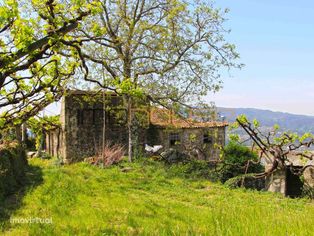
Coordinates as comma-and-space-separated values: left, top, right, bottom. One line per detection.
206, 0, 314, 115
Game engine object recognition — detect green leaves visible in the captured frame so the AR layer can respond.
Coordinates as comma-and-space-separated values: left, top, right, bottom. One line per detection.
237, 114, 248, 124
115, 78, 144, 98
253, 119, 260, 128
233, 115, 314, 177
220, 141, 263, 183
11, 18, 35, 50
27, 115, 60, 149
0, 0, 241, 132
0, 0, 95, 128
273, 124, 280, 131
300, 133, 314, 142
229, 134, 240, 143
69, 0, 242, 112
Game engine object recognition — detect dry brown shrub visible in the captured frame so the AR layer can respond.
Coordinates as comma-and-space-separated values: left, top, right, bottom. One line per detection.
85, 143, 125, 167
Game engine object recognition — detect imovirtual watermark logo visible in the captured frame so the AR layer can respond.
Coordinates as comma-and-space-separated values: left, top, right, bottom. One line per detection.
10, 217, 53, 224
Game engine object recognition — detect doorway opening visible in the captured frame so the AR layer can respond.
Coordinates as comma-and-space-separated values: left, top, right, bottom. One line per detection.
285, 166, 303, 198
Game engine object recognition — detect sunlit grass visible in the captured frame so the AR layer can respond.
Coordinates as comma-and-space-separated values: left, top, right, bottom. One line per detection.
1, 158, 313, 235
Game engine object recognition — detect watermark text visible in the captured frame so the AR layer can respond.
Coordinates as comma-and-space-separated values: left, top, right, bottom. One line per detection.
10, 217, 53, 224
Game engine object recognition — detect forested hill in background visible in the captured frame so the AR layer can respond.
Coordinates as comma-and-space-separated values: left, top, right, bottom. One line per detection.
217, 107, 314, 134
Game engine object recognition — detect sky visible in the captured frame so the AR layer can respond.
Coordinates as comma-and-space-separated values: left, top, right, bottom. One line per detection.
206, 0, 314, 116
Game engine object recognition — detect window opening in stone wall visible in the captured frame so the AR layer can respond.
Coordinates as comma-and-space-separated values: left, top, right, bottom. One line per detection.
203, 134, 212, 144
77, 109, 84, 126
169, 133, 180, 146
92, 109, 104, 124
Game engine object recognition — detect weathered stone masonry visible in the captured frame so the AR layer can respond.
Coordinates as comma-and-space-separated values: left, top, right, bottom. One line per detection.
46, 91, 228, 163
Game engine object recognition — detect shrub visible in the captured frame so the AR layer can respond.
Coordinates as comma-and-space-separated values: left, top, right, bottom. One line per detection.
224, 174, 265, 190
39, 151, 53, 160
166, 159, 219, 180
302, 184, 314, 199
0, 141, 28, 201
160, 148, 190, 164
218, 142, 264, 183
85, 143, 125, 167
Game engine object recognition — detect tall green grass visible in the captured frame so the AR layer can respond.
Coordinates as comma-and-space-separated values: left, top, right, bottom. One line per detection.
1, 158, 313, 235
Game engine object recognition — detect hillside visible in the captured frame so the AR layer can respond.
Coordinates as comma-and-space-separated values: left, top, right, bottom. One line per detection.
1, 158, 314, 235
218, 107, 314, 134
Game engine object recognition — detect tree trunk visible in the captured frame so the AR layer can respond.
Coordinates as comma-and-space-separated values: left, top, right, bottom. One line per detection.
21, 123, 28, 145
37, 128, 45, 158
15, 125, 22, 144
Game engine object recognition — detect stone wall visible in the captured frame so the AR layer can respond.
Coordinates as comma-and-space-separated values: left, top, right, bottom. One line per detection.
48, 92, 149, 163
147, 125, 226, 161
45, 128, 62, 158
265, 167, 286, 195
303, 164, 314, 188
266, 164, 314, 196
61, 93, 128, 162
46, 91, 226, 163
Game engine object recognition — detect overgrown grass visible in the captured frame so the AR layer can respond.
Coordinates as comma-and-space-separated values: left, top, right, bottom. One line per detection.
1, 158, 314, 235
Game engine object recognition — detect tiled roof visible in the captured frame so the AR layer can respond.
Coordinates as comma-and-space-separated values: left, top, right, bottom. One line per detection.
150, 108, 228, 128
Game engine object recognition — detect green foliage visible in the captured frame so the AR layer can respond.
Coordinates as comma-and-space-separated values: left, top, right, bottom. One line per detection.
76, 0, 242, 109
224, 173, 265, 191
253, 119, 260, 128
1, 158, 314, 235
233, 115, 314, 176
237, 114, 249, 124
0, 141, 28, 204
27, 115, 60, 150
166, 159, 218, 180
0, 0, 96, 127
0, 128, 17, 142
219, 142, 264, 183
114, 78, 144, 98
302, 184, 314, 199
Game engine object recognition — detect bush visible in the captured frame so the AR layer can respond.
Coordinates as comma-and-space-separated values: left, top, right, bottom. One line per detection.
0, 141, 28, 201
302, 184, 314, 199
218, 142, 264, 183
166, 159, 219, 180
160, 148, 190, 164
224, 174, 265, 190
85, 143, 125, 167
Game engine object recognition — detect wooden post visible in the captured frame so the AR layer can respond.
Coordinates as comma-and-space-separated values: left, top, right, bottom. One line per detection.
102, 90, 106, 161
128, 96, 132, 162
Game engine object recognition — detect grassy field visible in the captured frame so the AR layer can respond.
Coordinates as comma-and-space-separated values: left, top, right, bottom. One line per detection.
1, 158, 314, 236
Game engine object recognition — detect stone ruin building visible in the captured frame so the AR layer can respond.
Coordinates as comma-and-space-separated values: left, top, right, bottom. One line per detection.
45, 90, 228, 163
44, 90, 314, 197
264, 154, 314, 197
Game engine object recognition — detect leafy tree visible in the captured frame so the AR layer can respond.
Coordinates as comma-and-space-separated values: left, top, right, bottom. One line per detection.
67, 0, 242, 161
74, 0, 242, 104
1, 0, 241, 161
0, 0, 97, 127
